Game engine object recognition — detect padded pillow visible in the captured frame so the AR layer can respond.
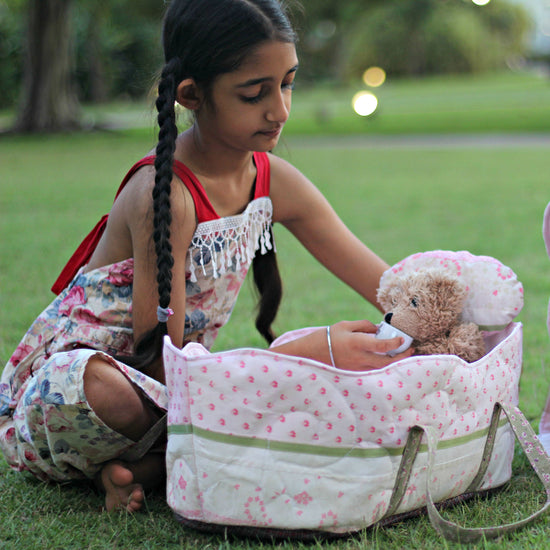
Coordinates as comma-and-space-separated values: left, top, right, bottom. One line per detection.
379, 251, 523, 327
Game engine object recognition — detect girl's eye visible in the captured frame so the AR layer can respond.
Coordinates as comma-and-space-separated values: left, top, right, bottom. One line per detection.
282, 80, 295, 91
241, 80, 295, 104
241, 91, 264, 104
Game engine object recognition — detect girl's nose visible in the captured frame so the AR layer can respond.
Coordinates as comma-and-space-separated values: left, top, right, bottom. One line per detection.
267, 91, 290, 123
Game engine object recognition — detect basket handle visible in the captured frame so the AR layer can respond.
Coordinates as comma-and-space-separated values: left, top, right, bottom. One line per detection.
384, 425, 424, 518
424, 402, 550, 543
384, 401, 504, 521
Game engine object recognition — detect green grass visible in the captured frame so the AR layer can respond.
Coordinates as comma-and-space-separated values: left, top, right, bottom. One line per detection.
285, 70, 550, 136
3, 70, 548, 137
1, 71, 550, 548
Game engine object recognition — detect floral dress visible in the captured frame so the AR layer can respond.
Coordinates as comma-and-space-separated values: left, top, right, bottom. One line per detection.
0, 152, 274, 481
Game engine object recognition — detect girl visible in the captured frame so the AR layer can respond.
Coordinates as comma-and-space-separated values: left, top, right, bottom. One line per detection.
0, 0, 412, 513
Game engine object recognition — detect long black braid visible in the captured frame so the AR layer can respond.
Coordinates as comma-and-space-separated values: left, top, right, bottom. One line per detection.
127, 0, 296, 370
122, 59, 180, 372
153, 58, 179, 318
252, 234, 282, 344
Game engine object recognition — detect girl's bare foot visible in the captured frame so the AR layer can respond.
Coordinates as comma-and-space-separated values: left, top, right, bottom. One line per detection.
100, 461, 145, 512
85, 357, 166, 512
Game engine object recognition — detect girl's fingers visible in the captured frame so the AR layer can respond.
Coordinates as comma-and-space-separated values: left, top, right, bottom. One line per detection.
328, 320, 414, 371
341, 319, 378, 334
352, 345, 414, 371
346, 332, 414, 370
345, 328, 402, 354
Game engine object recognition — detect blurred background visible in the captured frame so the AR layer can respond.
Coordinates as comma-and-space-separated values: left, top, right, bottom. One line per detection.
0, 0, 549, 133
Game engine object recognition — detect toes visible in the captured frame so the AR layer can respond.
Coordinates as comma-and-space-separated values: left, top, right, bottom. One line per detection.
101, 462, 145, 512
127, 487, 145, 512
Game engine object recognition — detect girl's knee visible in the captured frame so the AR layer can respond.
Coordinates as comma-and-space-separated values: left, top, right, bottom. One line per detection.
83, 355, 147, 439
83, 356, 132, 406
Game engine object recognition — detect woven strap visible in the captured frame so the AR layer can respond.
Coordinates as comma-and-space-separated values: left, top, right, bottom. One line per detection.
425, 403, 550, 543
383, 402, 550, 542
384, 425, 424, 518
118, 414, 167, 462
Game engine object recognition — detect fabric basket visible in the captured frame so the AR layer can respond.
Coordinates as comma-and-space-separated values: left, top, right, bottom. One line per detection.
164, 252, 550, 542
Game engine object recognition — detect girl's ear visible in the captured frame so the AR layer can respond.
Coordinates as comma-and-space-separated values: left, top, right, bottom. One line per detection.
176, 78, 203, 111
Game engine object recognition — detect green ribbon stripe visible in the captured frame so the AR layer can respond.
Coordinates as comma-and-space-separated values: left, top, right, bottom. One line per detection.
168, 418, 509, 459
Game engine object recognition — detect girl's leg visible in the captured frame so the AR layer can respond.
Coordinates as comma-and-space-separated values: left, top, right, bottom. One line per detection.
84, 356, 165, 511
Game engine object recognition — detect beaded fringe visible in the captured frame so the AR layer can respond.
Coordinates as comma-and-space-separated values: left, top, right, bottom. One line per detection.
188, 197, 273, 282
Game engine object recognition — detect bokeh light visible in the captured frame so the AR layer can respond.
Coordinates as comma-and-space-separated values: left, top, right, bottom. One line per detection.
362, 67, 386, 88
472, 0, 491, 5
352, 91, 378, 117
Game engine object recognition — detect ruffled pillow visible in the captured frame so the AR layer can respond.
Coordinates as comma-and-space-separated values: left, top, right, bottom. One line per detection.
379, 251, 523, 327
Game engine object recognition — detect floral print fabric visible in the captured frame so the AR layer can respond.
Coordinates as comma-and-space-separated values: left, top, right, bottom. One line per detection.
0, 261, 165, 480
8, 349, 138, 481
0, 193, 273, 481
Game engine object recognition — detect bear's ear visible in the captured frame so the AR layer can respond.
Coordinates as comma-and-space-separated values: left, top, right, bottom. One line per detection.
426, 272, 467, 314
377, 284, 399, 313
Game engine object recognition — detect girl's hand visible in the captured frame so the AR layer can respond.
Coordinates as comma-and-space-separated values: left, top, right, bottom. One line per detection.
327, 319, 413, 371
270, 320, 413, 370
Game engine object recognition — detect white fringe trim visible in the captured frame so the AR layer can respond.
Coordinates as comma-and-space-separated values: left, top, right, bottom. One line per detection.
188, 197, 273, 282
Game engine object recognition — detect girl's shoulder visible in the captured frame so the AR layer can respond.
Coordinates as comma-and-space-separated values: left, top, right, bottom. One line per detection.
114, 160, 157, 218
117, 156, 196, 215
267, 152, 323, 225
267, 152, 317, 201
112, 158, 197, 252
267, 152, 308, 188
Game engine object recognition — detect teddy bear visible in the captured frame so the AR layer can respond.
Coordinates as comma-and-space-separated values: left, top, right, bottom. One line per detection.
376, 267, 486, 363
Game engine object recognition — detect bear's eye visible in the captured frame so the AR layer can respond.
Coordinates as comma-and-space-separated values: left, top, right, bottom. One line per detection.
411, 297, 419, 308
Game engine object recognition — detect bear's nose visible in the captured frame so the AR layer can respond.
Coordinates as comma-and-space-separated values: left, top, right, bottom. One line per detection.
384, 312, 393, 324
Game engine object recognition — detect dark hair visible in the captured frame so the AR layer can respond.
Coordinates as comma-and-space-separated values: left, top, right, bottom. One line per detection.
130, 0, 296, 371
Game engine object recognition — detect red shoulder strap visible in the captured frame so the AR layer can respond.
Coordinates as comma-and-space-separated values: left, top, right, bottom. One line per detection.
253, 152, 270, 198
51, 214, 109, 294
51, 157, 156, 294
51, 153, 271, 294
171, 160, 219, 222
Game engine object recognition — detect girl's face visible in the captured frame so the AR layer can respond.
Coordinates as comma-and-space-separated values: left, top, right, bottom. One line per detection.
196, 40, 299, 153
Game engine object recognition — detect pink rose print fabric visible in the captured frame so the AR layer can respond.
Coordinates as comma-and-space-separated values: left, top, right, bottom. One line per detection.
0, 200, 264, 480
0, 261, 166, 480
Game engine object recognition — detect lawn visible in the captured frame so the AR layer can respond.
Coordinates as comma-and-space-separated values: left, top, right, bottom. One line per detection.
1, 71, 550, 548
285, 70, 550, 135
4, 69, 549, 137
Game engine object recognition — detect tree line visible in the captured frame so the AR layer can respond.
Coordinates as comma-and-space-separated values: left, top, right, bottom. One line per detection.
0, 0, 532, 133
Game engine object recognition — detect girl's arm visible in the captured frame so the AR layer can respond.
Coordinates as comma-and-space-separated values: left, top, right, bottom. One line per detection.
270, 319, 410, 371
126, 170, 197, 378
268, 154, 412, 370
270, 155, 388, 308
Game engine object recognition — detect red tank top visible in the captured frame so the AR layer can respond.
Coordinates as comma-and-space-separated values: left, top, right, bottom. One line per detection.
51, 152, 270, 294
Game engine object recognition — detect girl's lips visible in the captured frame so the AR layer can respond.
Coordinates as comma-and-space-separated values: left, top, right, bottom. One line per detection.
258, 126, 282, 138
